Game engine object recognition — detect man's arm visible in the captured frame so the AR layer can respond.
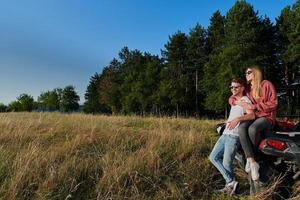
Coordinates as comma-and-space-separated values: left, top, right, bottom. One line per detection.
227, 109, 255, 130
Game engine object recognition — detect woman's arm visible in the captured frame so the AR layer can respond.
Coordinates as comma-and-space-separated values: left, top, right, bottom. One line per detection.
255, 81, 278, 113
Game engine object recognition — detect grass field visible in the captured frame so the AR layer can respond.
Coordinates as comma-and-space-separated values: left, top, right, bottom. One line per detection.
0, 113, 298, 200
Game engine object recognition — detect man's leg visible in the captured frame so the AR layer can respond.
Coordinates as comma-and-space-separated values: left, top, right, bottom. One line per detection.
209, 135, 233, 184
223, 135, 239, 184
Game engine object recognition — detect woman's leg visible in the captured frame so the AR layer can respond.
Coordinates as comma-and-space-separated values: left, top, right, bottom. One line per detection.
238, 120, 260, 180
238, 120, 254, 158
245, 118, 272, 181
248, 117, 272, 147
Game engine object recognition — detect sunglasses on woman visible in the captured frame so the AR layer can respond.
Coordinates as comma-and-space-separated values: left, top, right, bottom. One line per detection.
245, 71, 252, 76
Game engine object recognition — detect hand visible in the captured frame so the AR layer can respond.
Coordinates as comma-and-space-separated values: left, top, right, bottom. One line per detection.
236, 100, 254, 110
227, 118, 240, 130
229, 96, 237, 105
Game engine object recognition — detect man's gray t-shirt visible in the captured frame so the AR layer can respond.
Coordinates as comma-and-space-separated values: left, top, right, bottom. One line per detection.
223, 96, 251, 137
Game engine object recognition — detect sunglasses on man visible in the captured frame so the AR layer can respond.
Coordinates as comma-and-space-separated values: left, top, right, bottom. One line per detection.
229, 86, 242, 89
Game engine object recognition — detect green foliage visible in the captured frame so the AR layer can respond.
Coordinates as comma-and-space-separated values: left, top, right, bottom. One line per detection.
83, 73, 103, 114
202, 11, 226, 114
207, 10, 225, 54
276, 6, 294, 86
14, 94, 35, 112
98, 58, 122, 114
91, 47, 163, 116
285, 1, 300, 65
186, 24, 208, 115
0, 103, 7, 112
38, 89, 60, 111
159, 31, 189, 116
276, 1, 300, 116
119, 49, 146, 114
120, 50, 163, 115
277, 0, 300, 85
7, 101, 22, 112
203, 1, 260, 113
60, 86, 80, 112
256, 17, 279, 86
36, 87, 79, 113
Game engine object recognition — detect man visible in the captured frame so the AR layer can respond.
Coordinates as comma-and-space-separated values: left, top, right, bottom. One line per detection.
209, 78, 255, 196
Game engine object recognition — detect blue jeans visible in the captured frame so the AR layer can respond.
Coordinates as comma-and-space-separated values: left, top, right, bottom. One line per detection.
209, 134, 239, 184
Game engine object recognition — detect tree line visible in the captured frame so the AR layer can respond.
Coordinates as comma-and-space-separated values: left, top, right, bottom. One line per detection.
1, 1, 299, 117
83, 0, 300, 117
0, 85, 80, 112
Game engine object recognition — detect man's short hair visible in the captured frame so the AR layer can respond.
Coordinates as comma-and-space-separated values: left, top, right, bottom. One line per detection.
232, 78, 246, 87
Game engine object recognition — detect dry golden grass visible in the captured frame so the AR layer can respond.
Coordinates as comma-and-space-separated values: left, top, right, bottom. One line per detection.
1, 112, 294, 200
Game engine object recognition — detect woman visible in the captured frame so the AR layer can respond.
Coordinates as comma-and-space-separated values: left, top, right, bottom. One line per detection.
229, 66, 278, 181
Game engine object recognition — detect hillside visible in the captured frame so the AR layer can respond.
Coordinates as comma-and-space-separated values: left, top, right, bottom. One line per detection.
0, 113, 298, 200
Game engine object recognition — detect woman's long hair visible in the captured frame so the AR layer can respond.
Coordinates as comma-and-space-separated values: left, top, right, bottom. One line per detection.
248, 66, 263, 100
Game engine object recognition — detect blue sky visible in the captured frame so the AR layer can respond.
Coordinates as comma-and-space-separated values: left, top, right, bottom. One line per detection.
0, 0, 296, 105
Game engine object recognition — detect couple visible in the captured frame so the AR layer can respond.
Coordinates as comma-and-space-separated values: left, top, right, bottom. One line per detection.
209, 66, 278, 195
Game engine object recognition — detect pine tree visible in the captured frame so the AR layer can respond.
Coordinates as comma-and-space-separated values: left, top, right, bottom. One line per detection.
202, 11, 226, 114
83, 73, 102, 114
284, 1, 300, 82
159, 31, 188, 116
276, 1, 300, 116
115, 48, 163, 115
186, 23, 208, 116
203, 1, 261, 114
98, 58, 122, 114
276, 7, 292, 86
60, 86, 80, 112
256, 17, 279, 86
224, 0, 260, 70
141, 54, 163, 114
119, 49, 145, 114
207, 10, 225, 54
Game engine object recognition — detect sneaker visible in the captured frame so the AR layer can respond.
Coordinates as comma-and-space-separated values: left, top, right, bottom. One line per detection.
216, 186, 232, 195
245, 160, 250, 173
227, 181, 238, 196
250, 162, 260, 181
216, 181, 238, 196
